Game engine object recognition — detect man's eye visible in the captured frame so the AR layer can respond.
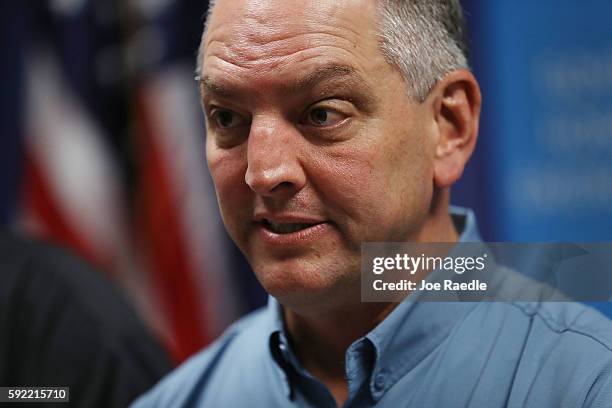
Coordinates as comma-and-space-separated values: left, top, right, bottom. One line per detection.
211, 109, 247, 129
307, 107, 347, 127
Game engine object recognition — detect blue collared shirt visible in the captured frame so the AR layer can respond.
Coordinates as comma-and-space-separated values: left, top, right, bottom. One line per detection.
133, 207, 612, 407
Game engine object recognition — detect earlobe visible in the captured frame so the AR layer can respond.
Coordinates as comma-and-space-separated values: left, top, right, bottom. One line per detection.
431, 70, 481, 188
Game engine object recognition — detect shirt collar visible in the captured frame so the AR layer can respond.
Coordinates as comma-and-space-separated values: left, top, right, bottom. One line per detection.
266, 206, 482, 401
267, 298, 296, 399
450, 205, 482, 242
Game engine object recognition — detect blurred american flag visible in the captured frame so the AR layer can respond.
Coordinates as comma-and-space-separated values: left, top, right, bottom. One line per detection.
3, 0, 251, 363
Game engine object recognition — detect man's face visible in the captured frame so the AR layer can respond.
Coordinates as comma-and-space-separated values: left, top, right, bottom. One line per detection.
201, 0, 438, 308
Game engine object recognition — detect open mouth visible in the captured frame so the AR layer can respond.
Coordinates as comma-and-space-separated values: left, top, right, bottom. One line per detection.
261, 219, 320, 234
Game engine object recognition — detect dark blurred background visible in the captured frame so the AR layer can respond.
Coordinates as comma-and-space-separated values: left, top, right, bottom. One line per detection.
1, 0, 611, 363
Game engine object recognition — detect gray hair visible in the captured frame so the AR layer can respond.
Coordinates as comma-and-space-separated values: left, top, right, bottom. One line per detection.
196, 1, 213, 81
196, 0, 469, 102
377, 0, 469, 101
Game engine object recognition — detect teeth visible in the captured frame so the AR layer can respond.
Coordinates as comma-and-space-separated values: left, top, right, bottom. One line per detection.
267, 222, 312, 234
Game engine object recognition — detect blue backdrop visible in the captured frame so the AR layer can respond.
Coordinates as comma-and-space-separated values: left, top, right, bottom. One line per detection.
455, 0, 612, 315
455, 0, 612, 242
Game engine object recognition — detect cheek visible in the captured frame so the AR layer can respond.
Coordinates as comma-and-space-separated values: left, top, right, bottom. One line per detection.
310, 126, 434, 242
207, 136, 247, 185
206, 144, 251, 235
380, 130, 435, 238
308, 147, 396, 244
310, 147, 377, 212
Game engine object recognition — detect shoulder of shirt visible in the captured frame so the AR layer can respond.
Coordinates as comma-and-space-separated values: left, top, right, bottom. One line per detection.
479, 263, 612, 352
131, 307, 270, 407
491, 301, 612, 405
504, 298, 612, 352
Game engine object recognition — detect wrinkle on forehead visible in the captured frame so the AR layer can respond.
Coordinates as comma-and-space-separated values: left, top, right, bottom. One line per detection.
206, 36, 360, 74
238, 0, 370, 43
204, 0, 379, 69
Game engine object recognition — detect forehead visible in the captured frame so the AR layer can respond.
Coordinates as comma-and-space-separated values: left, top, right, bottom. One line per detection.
202, 0, 383, 92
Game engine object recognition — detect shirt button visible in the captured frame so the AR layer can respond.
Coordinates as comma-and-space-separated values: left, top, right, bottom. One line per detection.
374, 372, 386, 390
278, 343, 290, 362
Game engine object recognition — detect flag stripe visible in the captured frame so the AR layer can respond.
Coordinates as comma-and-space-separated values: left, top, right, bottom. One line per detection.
135, 91, 209, 362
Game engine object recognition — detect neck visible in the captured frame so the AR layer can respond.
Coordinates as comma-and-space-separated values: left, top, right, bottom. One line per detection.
415, 188, 459, 243
283, 190, 458, 406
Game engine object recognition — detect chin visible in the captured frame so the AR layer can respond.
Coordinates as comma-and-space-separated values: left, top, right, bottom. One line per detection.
252, 257, 360, 312
253, 258, 327, 292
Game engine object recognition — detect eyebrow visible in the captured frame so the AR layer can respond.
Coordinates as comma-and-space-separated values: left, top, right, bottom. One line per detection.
199, 75, 234, 98
290, 64, 365, 93
199, 64, 371, 99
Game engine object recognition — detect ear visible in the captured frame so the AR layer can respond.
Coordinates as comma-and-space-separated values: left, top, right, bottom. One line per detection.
428, 70, 481, 188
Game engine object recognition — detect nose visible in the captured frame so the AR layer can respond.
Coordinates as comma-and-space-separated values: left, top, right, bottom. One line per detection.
244, 117, 306, 197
